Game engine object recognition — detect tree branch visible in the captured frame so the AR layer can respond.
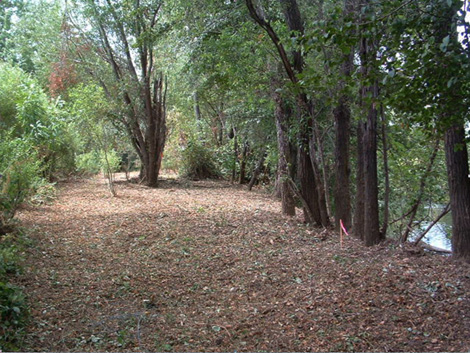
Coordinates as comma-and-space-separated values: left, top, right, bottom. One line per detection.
413, 203, 450, 246
245, 0, 298, 84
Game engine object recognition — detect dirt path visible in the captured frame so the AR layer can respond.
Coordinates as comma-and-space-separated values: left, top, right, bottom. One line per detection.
17, 175, 470, 352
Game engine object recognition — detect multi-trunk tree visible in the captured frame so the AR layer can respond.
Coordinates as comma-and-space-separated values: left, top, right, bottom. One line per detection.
71, 0, 167, 187
245, 0, 331, 226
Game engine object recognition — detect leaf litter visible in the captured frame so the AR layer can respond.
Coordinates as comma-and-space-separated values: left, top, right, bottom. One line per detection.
16, 173, 470, 352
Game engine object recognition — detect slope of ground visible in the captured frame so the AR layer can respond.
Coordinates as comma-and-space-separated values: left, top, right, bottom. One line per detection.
17, 174, 470, 352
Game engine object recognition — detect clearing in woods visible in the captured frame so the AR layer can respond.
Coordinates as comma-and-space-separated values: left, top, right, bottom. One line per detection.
17, 174, 470, 351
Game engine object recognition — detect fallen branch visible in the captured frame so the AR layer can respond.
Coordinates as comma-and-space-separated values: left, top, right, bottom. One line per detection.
413, 203, 451, 246
416, 241, 452, 254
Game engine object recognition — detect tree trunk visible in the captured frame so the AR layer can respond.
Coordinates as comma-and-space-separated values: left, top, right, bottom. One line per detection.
356, 12, 382, 245
380, 105, 390, 238
248, 149, 267, 191
246, 0, 326, 225
309, 135, 330, 227
239, 142, 249, 184
143, 74, 166, 187
362, 79, 382, 246
445, 124, 470, 262
231, 132, 238, 184
333, 11, 354, 230
334, 94, 352, 231
298, 145, 322, 225
274, 89, 296, 216
193, 92, 202, 121
353, 122, 365, 240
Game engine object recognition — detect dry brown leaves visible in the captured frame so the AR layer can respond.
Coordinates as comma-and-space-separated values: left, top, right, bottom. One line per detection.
16, 173, 470, 352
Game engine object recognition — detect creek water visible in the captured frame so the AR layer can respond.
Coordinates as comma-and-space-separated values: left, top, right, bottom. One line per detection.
410, 207, 452, 251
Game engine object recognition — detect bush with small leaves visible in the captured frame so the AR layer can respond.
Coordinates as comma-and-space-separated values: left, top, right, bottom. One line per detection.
180, 142, 221, 180
0, 137, 42, 234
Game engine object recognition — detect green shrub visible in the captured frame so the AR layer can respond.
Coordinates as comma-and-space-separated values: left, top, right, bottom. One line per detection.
100, 149, 120, 174
76, 151, 101, 175
0, 246, 21, 277
180, 142, 220, 180
213, 142, 237, 178
0, 281, 28, 350
76, 149, 121, 176
0, 234, 28, 351
0, 137, 42, 233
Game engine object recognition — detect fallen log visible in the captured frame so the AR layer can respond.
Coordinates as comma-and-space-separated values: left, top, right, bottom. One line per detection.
417, 241, 452, 254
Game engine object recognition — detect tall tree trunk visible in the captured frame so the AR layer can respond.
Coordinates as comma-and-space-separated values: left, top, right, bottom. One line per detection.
299, 142, 322, 225
445, 124, 470, 261
144, 74, 166, 187
362, 79, 382, 246
333, 0, 354, 230
334, 93, 352, 231
193, 92, 202, 121
356, 8, 382, 245
239, 142, 249, 184
274, 88, 296, 216
353, 122, 365, 240
380, 105, 390, 238
309, 134, 330, 226
231, 131, 238, 184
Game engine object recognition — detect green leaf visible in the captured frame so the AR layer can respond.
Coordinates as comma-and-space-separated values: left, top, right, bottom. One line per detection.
440, 35, 450, 52
447, 77, 456, 88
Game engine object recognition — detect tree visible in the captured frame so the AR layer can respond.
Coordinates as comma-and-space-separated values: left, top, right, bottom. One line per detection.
70, 0, 167, 187
385, 0, 470, 259
356, 0, 382, 245
332, 0, 355, 231
272, 73, 296, 216
245, 0, 330, 226
438, 1, 470, 261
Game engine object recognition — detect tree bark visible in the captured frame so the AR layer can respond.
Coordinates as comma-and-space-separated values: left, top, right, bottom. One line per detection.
353, 122, 365, 240
248, 149, 267, 191
309, 134, 330, 227
231, 131, 238, 184
245, 0, 327, 225
193, 92, 202, 121
333, 0, 355, 232
357, 11, 382, 245
362, 80, 382, 246
380, 105, 390, 237
445, 125, 470, 261
299, 144, 322, 225
334, 93, 352, 231
273, 89, 296, 216
239, 142, 249, 184
143, 73, 166, 187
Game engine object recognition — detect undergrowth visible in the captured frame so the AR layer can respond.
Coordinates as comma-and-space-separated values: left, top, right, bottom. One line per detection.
0, 231, 29, 351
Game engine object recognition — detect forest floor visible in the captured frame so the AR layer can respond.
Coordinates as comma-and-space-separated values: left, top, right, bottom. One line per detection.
16, 173, 470, 352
